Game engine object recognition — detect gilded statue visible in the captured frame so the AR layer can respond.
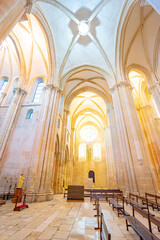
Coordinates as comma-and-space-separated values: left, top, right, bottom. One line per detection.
17, 174, 25, 189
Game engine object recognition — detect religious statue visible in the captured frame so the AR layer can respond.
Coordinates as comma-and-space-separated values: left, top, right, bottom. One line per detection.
17, 174, 25, 189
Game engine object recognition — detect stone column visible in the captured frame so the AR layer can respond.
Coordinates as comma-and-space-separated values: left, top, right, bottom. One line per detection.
110, 81, 156, 194
148, 81, 160, 114
0, 87, 26, 161
0, 93, 7, 105
137, 105, 160, 191
108, 104, 124, 190
69, 127, 75, 185
25, 85, 61, 202
0, 0, 32, 43
57, 109, 69, 193
103, 126, 117, 188
43, 88, 62, 199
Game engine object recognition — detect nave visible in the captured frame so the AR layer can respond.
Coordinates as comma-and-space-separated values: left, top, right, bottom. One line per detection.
0, 195, 160, 240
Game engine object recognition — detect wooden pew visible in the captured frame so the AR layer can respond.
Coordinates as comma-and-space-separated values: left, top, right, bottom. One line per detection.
90, 189, 122, 202
109, 194, 129, 217
125, 195, 148, 210
100, 212, 111, 240
0, 200, 6, 205
145, 193, 160, 211
125, 204, 160, 240
93, 196, 111, 240
64, 188, 122, 201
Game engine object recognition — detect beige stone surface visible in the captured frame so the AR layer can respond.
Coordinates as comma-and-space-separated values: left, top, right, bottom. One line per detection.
0, 195, 160, 240
0, 0, 160, 203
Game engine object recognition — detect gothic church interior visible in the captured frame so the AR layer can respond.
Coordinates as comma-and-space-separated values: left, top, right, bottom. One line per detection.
0, 0, 160, 203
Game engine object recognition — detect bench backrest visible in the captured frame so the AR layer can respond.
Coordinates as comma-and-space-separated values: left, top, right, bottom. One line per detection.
132, 205, 148, 219
129, 193, 138, 202
114, 194, 124, 208
145, 192, 156, 199
91, 189, 121, 193
101, 212, 111, 240
150, 215, 160, 228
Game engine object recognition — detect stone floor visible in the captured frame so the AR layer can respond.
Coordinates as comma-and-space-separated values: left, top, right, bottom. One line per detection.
0, 195, 159, 240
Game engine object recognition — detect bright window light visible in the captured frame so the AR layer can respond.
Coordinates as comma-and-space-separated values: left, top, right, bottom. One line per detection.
0, 80, 8, 93
79, 144, 86, 161
80, 125, 97, 142
33, 81, 43, 103
78, 21, 90, 35
93, 143, 101, 160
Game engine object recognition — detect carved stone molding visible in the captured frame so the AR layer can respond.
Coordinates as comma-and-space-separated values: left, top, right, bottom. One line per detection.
19, 0, 33, 22
148, 81, 160, 92
43, 84, 55, 92
13, 87, 27, 95
25, 0, 33, 14
110, 81, 133, 93
136, 104, 151, 111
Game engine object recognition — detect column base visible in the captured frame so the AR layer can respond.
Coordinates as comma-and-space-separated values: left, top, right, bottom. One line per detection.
25, 192, 54, 203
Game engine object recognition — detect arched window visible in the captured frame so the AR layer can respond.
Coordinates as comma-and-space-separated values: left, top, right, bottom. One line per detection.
0, 78, 8, 94
79, 144, 86, 161
9, 78, 18, 103
80, 125, 98, 142
60, 96, 64, 115
67, 114, 70, 130
93, 143, 101, 161
26, 109, 33, 119
33, 81, 43, 103
88, 170, 95, 183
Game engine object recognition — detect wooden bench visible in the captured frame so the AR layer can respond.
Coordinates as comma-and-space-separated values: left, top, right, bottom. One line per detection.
145, 193, 160, 211
93, 196, 111, 239
0, 200, 6, 205
64, 188, 122, 201
125, 204, 160, 240
90, 189, 122, 202
125, 197, 148, 210
108, 194, 128, 217
100, 212, 111, 240
13, 194, 28, 211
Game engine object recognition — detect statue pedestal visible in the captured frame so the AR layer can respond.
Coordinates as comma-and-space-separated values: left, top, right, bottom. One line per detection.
12, 188, 22, 203
86, 178, 93, 189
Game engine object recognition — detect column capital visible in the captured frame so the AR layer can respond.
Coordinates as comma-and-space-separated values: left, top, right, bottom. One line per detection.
64, 109, 70, 115
136, 105, 151, 111
43, 84, 62, 94
13, 87, 27, 95
19, 0, 33, 22
55, 86, 63, 95
43, 84, 54, 91
25, 0, 33, 13
110, 81, 133, 93
148, 81, 160, 92
0, 92, 7, 97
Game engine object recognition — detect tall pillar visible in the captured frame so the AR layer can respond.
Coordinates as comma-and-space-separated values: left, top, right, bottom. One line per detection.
69, 127, 75, 185
137, 105, 160, 191
57, 109, 69, 193
108, 104, 124, 190
110, 81, 156, 194
0, 0, 32, 43
103, 126, 117, 188
0, 93, 7, 105
0, 87, 26, 161
25, 85, 61, 202
148, 81, 160, 114
43, 88, 62, 198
